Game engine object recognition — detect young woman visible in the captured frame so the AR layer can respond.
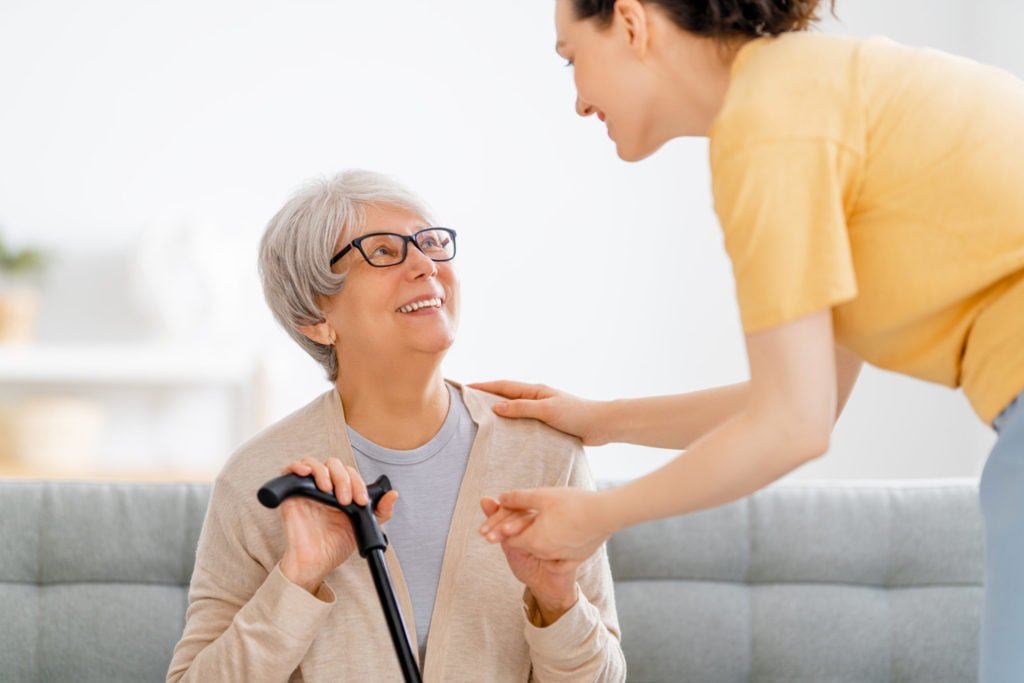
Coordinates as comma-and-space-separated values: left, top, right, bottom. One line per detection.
477, 2, 1024, 680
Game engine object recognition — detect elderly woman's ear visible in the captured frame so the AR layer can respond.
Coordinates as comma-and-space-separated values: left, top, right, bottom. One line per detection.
297, 321, 337, 347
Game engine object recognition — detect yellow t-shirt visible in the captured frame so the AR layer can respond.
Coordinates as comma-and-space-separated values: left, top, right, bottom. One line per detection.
708, 32, 1024, 424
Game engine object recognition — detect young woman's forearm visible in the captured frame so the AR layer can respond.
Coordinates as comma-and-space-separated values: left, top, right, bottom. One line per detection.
600, 382, 750, 449
604, 406, 825, 530
598, 346, 860, 450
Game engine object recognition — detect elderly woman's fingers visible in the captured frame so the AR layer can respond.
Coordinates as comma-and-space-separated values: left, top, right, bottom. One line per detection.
375, 490, 400, 523
346, 465, 369, 507
500, 510, 538, 540
281, 460, 313, 476
486, 509, 537, 543
480, 496, 500, 517
325, 458, 354, 505
299, 457, 334, 493
479, 499, 521, 537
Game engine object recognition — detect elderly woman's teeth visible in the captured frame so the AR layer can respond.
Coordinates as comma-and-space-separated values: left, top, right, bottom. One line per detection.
398, 297, 442, 314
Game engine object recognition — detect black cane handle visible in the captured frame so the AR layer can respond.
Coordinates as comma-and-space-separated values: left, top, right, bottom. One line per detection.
257, 473, 392, 557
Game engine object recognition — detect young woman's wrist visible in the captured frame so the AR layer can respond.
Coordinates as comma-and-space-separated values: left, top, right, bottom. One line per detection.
592, 398, 624, 445
597, 485, 639, 534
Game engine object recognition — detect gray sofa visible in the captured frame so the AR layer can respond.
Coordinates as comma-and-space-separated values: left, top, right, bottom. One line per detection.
0, 479, 982, 682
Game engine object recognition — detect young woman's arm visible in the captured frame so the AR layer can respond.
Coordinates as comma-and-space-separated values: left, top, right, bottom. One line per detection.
481, 308, 846, 562
472, 333, 861, 451
609, 341, 863, 448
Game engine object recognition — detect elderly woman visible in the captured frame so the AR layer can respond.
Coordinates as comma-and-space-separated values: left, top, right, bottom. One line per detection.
166, 170, 625, 682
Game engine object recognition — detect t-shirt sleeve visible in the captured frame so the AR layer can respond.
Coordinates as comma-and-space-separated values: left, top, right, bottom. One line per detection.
711, 138, 860, 333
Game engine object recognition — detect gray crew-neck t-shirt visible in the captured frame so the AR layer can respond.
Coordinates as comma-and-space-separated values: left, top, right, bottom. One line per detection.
346, 383, 476, 662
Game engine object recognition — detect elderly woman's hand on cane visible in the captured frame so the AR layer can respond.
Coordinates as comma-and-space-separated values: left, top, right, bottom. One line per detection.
279, 457, 399, 593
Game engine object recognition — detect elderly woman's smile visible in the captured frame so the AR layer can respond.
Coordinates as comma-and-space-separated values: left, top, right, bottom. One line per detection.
396, 294, 445, 315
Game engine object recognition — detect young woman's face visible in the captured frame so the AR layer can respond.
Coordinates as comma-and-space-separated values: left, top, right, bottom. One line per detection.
554, 0, 727, 159
325, 204, 459, 364
555, 0, 657, 161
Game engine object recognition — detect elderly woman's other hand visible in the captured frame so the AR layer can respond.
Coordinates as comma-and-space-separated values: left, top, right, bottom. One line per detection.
480, 497, 581, 626
278, 457, 399, 594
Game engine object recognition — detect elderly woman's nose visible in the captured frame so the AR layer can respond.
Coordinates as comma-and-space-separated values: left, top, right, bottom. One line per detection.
405, 244, 438, 277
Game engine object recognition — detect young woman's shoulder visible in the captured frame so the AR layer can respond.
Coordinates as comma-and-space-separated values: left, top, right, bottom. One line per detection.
711, 33, 871, 156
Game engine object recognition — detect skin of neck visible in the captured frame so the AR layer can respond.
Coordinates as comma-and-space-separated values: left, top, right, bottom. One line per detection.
646, 19, 743, 137
334, 346, 452, 451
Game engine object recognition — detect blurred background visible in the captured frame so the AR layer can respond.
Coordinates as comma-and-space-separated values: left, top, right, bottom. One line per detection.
0, 0, 1020, 483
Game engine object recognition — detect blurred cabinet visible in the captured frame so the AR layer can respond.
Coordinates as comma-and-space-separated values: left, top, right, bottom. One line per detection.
0, 344, 267, 480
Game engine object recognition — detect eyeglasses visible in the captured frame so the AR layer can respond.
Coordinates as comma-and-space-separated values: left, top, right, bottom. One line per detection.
330, 227, 457, 268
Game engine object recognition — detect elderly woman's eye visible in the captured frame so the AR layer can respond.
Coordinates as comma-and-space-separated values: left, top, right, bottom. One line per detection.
420, 235, 440, 248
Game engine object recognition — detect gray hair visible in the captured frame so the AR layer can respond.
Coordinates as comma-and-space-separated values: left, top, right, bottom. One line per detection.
258, 170, 434, 382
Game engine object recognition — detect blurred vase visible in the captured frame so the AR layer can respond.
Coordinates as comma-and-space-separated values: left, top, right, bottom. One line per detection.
0, 396, 104, 470
129, 218, 250, 343
0, 285, 40, 344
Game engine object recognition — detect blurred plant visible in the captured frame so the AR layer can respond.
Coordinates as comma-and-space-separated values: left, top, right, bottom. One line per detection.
0, 230, 48, 280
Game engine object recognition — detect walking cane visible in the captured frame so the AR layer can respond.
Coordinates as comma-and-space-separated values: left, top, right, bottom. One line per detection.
258, 473, 422, 683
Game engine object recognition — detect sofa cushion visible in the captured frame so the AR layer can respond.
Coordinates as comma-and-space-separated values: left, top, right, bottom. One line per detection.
0, 481, 209, 681
605, 480, 983, 682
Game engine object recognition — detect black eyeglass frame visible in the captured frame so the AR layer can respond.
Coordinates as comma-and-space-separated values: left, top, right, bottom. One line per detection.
330, 227, 458, 268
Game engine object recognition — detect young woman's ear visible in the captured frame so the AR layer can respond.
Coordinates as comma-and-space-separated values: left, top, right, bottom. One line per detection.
614, 0, 651, 57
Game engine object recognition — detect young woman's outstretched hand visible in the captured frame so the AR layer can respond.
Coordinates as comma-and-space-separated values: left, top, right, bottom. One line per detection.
468, 381, 611, 446
479, 486, 618, 563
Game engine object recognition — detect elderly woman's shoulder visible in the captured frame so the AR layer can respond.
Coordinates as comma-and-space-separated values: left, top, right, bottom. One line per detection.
459, 385, 583, 452
213, 389, 336, 494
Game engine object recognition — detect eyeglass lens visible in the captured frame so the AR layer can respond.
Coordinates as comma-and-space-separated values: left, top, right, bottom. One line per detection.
361, 229, 454, 266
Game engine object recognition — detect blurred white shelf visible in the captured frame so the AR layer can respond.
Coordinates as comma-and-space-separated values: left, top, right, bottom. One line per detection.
0, 343, 258, 386
0, 460, 219, 483
0, 343, 271, 474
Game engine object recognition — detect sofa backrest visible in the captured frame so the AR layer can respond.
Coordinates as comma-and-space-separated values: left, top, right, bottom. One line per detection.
0, 480, 983, 682
1, 481, 209, 682
604, 480, 983, 682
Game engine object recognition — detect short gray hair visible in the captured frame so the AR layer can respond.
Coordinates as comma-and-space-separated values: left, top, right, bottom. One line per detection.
258, 170, 433, 381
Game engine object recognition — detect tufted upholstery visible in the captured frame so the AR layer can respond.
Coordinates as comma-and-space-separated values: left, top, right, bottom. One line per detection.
0, 479, 982, 682
604, 481, 982, 682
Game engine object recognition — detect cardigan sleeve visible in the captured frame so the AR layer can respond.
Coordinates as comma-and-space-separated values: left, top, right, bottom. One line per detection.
166, 477, 336, 683
522, 445, 627, 682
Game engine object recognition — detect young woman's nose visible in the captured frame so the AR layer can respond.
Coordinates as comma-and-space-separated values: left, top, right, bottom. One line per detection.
576, 95, 595, 117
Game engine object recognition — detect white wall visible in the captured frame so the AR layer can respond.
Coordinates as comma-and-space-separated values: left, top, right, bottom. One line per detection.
0, 0, 1009, 481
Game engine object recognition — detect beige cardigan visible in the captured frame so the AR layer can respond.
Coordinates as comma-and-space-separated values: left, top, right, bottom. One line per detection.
167, 383, 625, 682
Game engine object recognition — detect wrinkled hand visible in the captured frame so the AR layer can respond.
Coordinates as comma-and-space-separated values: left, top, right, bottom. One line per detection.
278, 457, 398, 594
480, 487, 615, 563
468, 380, 610, 446
480, 497, 580, 625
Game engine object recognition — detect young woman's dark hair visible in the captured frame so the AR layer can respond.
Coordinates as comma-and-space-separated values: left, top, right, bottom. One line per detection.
572, 0, 834, 37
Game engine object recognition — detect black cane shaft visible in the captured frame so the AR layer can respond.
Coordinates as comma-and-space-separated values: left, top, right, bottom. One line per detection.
367, 548, 421, 683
